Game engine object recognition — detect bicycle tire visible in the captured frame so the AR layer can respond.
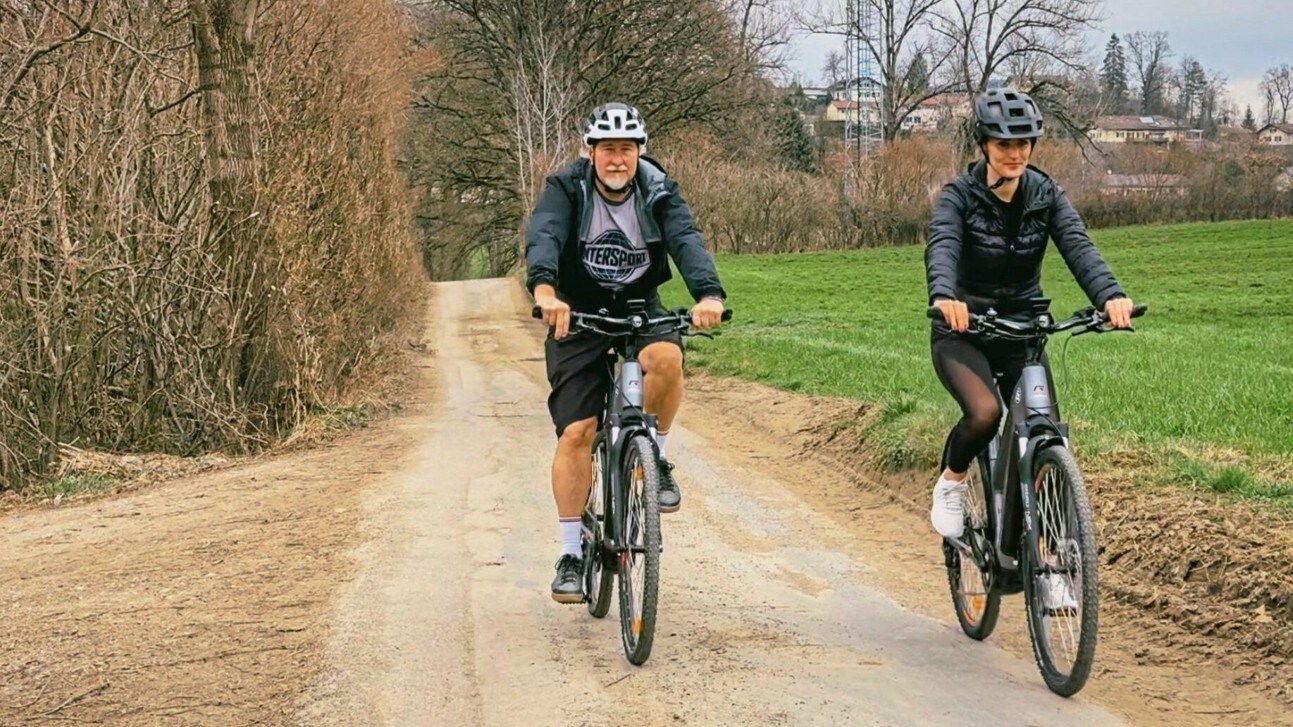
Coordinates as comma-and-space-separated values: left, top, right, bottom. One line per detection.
584, 434, 614, 618
946, 455, 1002, 640
1023, 445, 1099, 697
617, 434, 661, 665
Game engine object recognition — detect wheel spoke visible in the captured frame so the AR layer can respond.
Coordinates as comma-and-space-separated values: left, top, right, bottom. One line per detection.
622, 450, 647, 645
949, 461, 996, 634
1036, 462, 1084, 671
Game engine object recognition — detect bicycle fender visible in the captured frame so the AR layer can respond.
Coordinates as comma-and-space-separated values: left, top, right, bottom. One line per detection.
1020, 431, 1065, 483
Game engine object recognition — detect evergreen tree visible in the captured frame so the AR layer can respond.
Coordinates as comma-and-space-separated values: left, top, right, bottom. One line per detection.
1178, 57, 1208, 123
1100, 34, 1128, 109
772, 94, 817, 173
906, 53, 931, 98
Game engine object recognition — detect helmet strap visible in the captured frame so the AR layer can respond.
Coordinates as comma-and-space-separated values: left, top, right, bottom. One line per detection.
979, 143, 1007, 188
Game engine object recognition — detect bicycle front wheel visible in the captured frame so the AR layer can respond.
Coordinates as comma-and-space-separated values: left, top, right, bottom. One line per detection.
1023, 445, 1099, 697
617, 434, 661, 665
584, 434, 614, 618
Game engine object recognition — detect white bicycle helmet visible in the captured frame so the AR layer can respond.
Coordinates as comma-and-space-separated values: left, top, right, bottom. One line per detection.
583, 102, 648, 146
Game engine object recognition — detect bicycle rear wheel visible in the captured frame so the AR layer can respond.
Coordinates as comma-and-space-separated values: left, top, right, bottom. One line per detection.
1023, 445, 1099, 696
583, 433, 614, 618
617, 434, 661, 665
946, 455, 1001, 640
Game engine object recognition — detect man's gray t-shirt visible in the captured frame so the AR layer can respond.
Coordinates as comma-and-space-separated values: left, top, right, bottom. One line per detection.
582, 190, 650, 290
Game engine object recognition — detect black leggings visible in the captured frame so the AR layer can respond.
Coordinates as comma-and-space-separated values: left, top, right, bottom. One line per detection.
931, 327, 1056, 474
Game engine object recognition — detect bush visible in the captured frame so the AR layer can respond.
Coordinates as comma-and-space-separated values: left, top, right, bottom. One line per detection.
668, 132, 1292, 257
0, 1, 425, 489
666, 135, 957, 253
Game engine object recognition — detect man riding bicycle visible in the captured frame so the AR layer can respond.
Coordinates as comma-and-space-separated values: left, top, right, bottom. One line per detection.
925, 84, 1135, 543
525, 102, 726, 603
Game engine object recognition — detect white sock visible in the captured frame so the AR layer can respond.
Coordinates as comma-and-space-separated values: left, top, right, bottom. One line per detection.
559, 518, 582, 557
656, 430, 670, 460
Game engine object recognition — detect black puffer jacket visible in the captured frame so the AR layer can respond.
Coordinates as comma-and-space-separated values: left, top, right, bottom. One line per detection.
525, 155, 725, 313
926, 160, 1124, 314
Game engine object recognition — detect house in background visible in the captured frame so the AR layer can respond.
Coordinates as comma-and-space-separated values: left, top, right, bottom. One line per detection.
1256, 123, 1293, 146
901, 94, 972, 133
1100, 173, 1188, 196
823, 99, 881, 126
1089, 116, 1203, 145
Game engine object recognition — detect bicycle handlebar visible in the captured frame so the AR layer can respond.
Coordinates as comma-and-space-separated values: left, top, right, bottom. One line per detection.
531, 306, 733, 335
925, 303, 1147, 340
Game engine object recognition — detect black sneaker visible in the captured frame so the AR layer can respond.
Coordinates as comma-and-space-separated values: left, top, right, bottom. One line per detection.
551, 554, 584, 604
658, 459, 681, 513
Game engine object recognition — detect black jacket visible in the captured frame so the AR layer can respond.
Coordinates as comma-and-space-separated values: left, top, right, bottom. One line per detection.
926, 160, 1124, 314
525, 156, 726, 313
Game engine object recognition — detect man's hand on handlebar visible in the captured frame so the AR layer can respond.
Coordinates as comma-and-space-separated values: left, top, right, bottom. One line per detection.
533, 284, 571, 340
691, 297, 725, 332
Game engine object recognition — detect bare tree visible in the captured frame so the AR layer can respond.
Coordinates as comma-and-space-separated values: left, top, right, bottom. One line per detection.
801, 0, 960, 142
821, 49, 847, 89
1259, 63, 1293, 124
728, 0, 793, 72
1125, 31, 1173, 116
930, 0, 1100, 95
412, 0, 769, 277
926, 0, 1099, 149
189, 0, 276, 405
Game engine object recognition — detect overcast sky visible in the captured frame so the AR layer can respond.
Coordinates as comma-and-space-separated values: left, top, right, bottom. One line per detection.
786, 1, 1293, 115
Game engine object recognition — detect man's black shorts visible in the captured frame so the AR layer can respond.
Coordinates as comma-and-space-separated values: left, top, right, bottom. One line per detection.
545, 312, 683, 438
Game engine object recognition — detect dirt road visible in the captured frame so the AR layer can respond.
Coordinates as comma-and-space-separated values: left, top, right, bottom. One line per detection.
2, 279, 1287, 725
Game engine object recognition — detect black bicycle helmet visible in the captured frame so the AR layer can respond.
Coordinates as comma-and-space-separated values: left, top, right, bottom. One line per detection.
973, 85, 1044, 142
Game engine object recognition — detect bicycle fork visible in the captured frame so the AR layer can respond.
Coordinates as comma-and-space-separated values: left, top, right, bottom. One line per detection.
605, 359, 664, 563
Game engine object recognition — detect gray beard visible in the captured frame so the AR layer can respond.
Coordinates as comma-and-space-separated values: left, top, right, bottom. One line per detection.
600, 175, 631, 192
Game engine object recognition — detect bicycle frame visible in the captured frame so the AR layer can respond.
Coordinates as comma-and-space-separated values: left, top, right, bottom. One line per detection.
598, 335, 660, 566
952, 307, 1082, 587
982, 353, 1067, 582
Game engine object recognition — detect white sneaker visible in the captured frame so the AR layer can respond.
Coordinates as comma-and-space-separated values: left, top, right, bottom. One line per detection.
930, 476, 968, 538
1043, 573, 1079, 615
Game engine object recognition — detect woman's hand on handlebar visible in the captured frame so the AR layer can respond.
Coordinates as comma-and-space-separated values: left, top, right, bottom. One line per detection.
934, 298, 970, 333
1104, 296, 1134, 330
533, 285, 571, 340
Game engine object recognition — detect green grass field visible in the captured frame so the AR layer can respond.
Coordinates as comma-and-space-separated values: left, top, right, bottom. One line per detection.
663, 219, 1293, 501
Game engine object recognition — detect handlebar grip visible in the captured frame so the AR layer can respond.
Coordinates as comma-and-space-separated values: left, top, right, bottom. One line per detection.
1131, 303, 1148, 318
531, 306, 543, 320
721, 309, 734, 322
926, 306, 942, 320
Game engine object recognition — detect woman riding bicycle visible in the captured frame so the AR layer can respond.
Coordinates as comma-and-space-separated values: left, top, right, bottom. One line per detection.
925, 83, 1135, 539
